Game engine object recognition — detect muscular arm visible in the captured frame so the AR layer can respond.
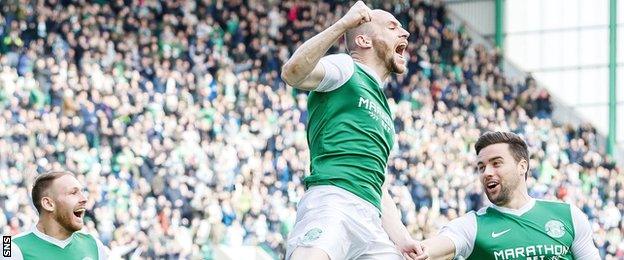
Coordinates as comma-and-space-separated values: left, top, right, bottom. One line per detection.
280, 22, 347, 90
281, 1, 371, 91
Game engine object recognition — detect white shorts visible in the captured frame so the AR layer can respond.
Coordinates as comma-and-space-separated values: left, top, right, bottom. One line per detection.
286, 185, 402, 260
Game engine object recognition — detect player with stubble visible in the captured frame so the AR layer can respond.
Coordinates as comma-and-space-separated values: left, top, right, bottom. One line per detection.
3, 171, 108, 260
282, 1, 427, 260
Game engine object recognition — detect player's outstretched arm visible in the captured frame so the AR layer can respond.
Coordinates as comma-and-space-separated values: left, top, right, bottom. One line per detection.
281, 1, 371, 91
421, 235, 456, 260
381, 182, 428, 260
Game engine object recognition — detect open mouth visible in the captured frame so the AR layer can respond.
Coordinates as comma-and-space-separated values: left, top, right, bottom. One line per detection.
73, 208, 85, 219
486, 181, 500, 191
395, 42, 407, 59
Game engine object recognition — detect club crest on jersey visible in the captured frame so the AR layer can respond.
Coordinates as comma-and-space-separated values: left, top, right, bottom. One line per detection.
302, 228, 323, 243
545, 220, 565, 238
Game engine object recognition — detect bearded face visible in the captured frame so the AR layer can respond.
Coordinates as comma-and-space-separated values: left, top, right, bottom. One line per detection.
482, 172, 519, 206
346, 10, 409, 76
53, 196, 85, 232
372, 37, 406, 74
370, 12, 409, 75
48, 175, 87, 233
477, 143, 527, 207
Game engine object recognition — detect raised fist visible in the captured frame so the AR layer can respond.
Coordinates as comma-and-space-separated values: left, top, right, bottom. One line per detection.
338, 1, 372, 30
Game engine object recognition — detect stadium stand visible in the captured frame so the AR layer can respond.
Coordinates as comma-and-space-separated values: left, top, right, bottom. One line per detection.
0, 0, 621, 259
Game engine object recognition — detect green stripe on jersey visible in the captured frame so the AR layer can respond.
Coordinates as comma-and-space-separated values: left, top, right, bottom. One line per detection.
468, 200, 575, 260
304, 63, 395, 211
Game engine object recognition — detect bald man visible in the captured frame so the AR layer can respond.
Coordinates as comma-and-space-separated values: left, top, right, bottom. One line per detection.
281, 2, 426, 260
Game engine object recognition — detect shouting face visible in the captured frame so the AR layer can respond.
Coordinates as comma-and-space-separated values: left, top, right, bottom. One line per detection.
370, 10, 410, 74
45, 174, 88, 233
476, 143, 527, 206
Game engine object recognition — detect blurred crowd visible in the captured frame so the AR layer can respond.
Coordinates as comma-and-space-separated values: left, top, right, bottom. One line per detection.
0, 0, 622, 259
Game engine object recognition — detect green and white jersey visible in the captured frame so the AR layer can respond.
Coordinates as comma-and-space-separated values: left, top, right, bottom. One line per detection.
440, 199, 599, 260
304, 53, 394, 211
3, 227, 108, 260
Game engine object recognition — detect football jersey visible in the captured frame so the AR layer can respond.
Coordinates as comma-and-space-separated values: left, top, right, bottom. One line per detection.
440, 199, 599, 260
3, 227, 108, 260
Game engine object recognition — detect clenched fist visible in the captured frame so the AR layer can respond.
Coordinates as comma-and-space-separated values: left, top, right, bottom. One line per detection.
338, 1, 372, 30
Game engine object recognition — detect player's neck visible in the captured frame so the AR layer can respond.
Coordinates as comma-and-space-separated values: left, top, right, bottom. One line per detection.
352, 54, 390, 82
37, 217, 73, 240
501, 189, 532, 209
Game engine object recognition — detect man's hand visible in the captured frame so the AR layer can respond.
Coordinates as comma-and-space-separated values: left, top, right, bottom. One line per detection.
338, 1, 372, 30
397, 239, 430, 260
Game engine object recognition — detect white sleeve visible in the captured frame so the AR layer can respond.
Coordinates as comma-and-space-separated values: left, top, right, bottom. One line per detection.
314, 53, 354, 92
570, 205, 600, 259
1, 242, 23, 260
94, 237, 110, 260
438, 212, 477, 258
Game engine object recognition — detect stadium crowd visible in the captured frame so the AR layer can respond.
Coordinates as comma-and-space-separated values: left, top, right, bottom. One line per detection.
0, 0, 622, 259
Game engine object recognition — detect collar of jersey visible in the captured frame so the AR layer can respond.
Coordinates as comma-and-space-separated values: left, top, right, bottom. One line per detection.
32, 226, 74, 249
354, 61, 385, 88
489, 198, 536, 216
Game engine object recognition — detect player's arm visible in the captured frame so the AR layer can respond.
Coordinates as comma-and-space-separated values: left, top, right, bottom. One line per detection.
421, 236, 455, 260
423, 212, 477, 260
570, 205, 600, 259
280, 1, 371, 90
380, 181, 427, 260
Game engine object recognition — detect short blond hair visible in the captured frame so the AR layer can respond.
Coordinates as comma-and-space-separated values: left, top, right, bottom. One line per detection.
31, 171, 74, 213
